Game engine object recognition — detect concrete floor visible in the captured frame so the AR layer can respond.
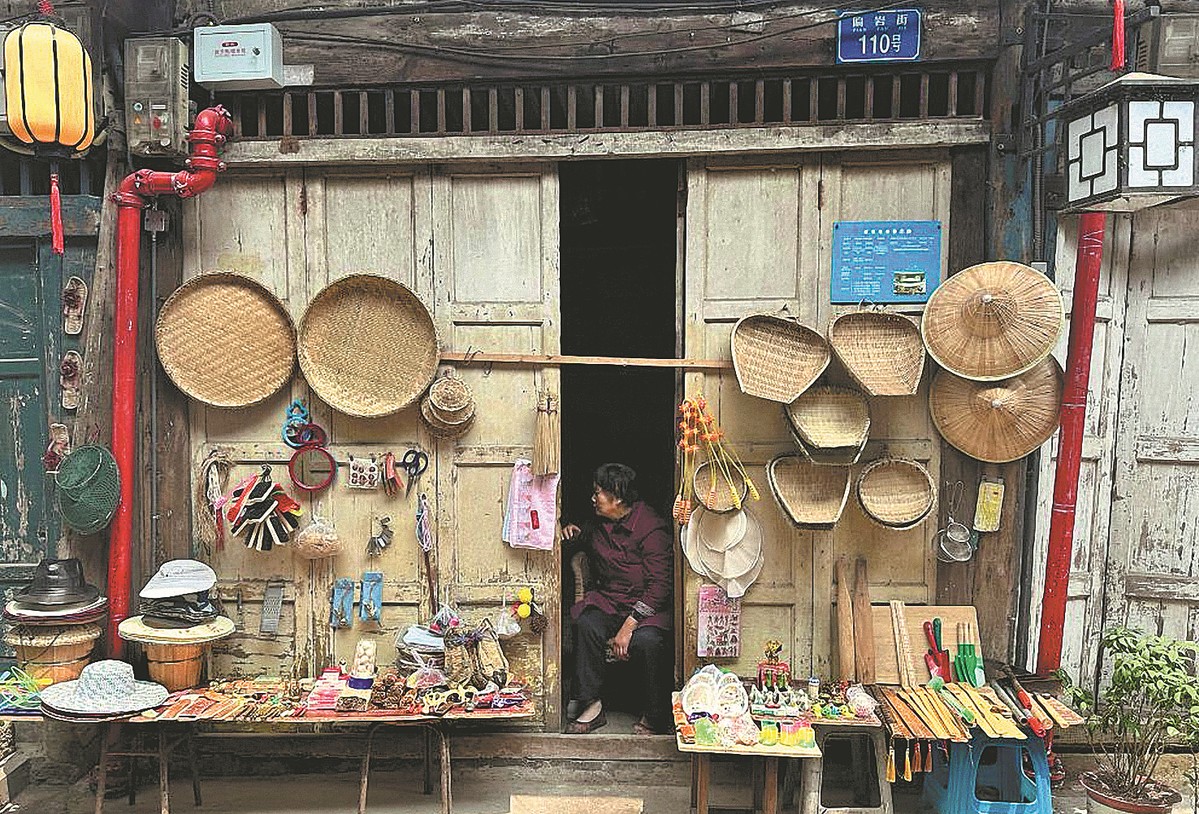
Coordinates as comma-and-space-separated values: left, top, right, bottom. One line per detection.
11, 751, 1195, 814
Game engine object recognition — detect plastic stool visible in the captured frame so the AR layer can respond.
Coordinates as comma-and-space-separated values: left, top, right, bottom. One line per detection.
797, 724, 893, 814
923, 731, 1052, 814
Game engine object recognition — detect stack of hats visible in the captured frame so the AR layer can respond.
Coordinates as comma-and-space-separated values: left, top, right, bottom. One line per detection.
420, 368, 476, 437
118, 560, 234, 691
40, 659, 167, 722
2, 559, 106, 683
682, 506, 765, 599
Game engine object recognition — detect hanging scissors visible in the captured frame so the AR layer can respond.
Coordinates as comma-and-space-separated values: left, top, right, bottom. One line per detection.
401, 449, 429, 497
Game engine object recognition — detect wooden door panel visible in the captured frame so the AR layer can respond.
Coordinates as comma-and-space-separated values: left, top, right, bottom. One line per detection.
433, 167, 560, 727
1106, 202, 1199, 661
182, 172, 301, 308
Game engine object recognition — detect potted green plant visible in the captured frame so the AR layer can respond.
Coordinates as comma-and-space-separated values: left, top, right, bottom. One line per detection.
1063, 627, 1198, 814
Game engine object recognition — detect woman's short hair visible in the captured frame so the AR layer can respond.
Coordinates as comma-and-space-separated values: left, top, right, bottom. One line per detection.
594, 463, 639, 505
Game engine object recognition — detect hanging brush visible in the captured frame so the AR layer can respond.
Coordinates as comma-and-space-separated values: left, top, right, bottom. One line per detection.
532, 389, 561, 476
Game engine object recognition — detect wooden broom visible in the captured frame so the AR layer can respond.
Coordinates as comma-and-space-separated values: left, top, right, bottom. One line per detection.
532, 389, 560, 476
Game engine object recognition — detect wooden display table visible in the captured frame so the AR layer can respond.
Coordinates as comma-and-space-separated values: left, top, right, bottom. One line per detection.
92, 705, 534, 814
677, 732, 821, 814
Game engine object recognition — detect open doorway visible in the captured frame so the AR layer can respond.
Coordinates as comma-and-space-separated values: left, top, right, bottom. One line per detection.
559, 158, 679, 731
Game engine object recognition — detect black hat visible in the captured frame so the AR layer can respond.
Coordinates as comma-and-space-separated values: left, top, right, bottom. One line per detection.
16, 559, 100, 608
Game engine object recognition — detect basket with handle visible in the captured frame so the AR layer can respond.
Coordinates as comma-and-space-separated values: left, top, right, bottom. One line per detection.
731, 314, 829, 403
856, 457, 936, 530
828, 309, 926, 396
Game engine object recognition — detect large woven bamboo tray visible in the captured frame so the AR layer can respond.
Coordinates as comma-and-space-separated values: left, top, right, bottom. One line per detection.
299, 275, 439, 418
155, 273, 296, 408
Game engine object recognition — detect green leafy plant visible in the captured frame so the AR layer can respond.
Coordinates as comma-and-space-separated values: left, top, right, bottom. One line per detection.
1062, 627, 1199, 805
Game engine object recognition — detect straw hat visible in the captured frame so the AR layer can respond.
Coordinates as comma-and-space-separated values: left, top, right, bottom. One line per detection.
922, 261, 1065, 381
118, 615, 235, 645
929, 357, 1064, 463
420, 396, 476, 438
731, 314, 830, 403
856, 458, 936, 530
828, 310, 926, 396
427, 369, 475, 422
40, 659, 168, 718
299, 275, 439, 418
155, 272, 296, 408
767, 454, 851, 528
692, 460, 749, 514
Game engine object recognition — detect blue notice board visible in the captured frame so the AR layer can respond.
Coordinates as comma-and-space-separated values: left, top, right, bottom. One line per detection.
831, 220, 942, 304
836, 9, 923, 64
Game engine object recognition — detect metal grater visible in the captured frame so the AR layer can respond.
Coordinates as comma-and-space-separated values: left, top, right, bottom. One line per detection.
260, 581, 285, 634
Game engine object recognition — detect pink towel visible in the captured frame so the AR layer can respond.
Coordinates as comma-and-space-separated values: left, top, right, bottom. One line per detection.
503, 459, 559, 551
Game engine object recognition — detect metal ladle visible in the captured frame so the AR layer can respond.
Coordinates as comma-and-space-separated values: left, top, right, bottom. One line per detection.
936, 480, 974, 562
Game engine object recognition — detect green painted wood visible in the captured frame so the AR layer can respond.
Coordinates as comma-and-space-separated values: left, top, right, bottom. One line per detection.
0, 196, 102, 238
0, 237, 98, 660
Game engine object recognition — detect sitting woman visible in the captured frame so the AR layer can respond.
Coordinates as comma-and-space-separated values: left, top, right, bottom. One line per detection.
563, 463, 673, 735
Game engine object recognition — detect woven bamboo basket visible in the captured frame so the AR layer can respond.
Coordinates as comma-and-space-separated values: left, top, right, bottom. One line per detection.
144, 642, 205, 692
731, 315, 830, 403
427, 370, 476, 425
922, 261, 1065, 381
421, 397, 475, 438
691, 460, 750, 513
856, 458, 936, 529
785, 386, 870, 449
929, 357, 1064, 463
791, 428, 869, 466
4, 623, 100, 683
299, 275, 439, 417
155, 273, 296, 408
828, 310, 926, 396
767, 455, 851, 528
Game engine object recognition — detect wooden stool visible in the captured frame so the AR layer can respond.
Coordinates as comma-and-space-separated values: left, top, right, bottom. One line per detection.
797, 725, 892, 814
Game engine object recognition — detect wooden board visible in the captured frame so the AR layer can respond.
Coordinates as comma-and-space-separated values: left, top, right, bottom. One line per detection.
675, 732, 821, 759
869, 604, 983, 686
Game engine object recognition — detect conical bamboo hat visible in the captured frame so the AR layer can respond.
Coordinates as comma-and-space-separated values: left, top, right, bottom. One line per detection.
929, 357, 1064, 463
922, 262, 1064, 381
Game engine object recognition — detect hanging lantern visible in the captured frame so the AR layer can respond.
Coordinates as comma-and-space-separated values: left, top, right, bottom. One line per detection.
3, 12, 95, 254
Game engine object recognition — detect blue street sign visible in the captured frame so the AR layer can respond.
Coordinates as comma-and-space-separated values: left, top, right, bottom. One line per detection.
836, 9, 922, 64
831, 220, 942, 304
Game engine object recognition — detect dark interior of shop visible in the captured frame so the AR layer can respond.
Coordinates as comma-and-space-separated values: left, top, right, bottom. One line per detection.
558, 158, 680, 721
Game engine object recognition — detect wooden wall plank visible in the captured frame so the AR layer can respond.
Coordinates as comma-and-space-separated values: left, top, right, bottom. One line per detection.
183, 0, 999, 84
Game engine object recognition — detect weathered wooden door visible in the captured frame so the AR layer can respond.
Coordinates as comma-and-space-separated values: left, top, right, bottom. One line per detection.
431, 165, 561, 726
1102, 201, 1199, 651
682, 152, 948, 679
184, 164, 562, 720
0, 243, 55, 654
1027, 215, 1129, 688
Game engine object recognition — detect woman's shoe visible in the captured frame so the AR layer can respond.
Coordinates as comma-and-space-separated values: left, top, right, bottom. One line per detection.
564, 710, 607, 734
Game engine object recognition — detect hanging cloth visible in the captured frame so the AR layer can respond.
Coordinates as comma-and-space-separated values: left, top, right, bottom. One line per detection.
502, 458, 559, 551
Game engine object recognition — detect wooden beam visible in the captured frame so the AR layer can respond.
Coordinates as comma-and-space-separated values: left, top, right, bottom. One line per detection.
439, 351, 731, 370
221, 121, 991, 165
197, 0, 999, 84
0, 196, 102, 238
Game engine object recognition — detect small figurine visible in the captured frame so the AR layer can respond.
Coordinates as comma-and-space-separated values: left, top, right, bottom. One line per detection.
757, 639, 792, 691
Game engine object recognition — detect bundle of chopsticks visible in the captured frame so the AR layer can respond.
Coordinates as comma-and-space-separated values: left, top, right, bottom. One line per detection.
872, 677, 1084, 780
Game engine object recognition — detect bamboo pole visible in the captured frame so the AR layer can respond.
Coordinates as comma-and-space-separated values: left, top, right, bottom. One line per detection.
440, 351, 733, 370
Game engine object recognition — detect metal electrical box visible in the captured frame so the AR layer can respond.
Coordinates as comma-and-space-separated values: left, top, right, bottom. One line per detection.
125, 37, 191, 158
193, 23, 284, 90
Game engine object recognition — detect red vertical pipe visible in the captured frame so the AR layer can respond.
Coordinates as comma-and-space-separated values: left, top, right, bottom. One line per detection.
1036, 211, 1107, 675
107, 106, 232, 657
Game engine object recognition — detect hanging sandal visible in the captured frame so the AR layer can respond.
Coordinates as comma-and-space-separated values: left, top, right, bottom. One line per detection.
60, 351, 82, 410
62, 276, 87, 336
564, 710, 607, 734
